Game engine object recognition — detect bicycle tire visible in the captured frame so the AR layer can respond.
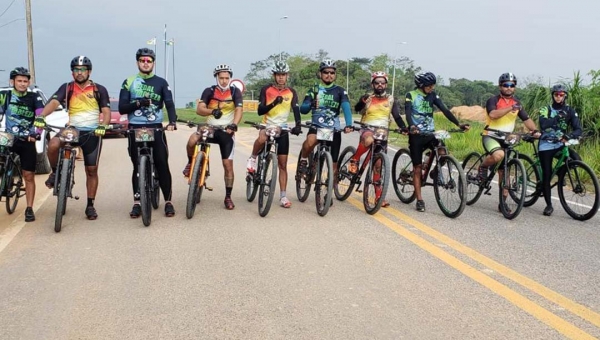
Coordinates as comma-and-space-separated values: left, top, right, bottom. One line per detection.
518, 154, 541, 207
315, 151, 333, 217
363, 152, 390, 215
334, 146, 357, 201
433, 155, 467, 218
151, 176, 160, 210
139, 155, 152, 227
54, 159, 71, 233
499, 158, 526, 220
557, 160, 599, 221
462, 152, 484, 206
391, 148, 416, 204
186, 153, 204, 219
4, 160, 21, 214
246, 153, 260, 202
296, 149, 313, 203
258, 153, 278, 217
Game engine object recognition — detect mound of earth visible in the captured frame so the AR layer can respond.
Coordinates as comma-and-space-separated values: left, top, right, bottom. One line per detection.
450, 105, 486, 122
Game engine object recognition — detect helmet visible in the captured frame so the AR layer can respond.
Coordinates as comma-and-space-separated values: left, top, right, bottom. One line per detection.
136, 48, 156, 61
414, 72, 437, 88
271, 60, 290, 74
70, 56, 92, 71
498, 72, 517, 85
371, 71, 388, 83
9, 67, 30, 80
213, 64, 233, 77
551, 84, 568, 94
319, 59, 337, 71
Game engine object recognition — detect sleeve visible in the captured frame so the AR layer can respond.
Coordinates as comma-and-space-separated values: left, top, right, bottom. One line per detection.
199, 87, 213, 105
354, 96, 367, 113
291, 88, 301, 125
404, 92, 415, 127
34, 92, 44, 116
118, 79, 136, 115
50, 83, 68, 105
0, 91, 7, 113
485, 96, 497, 114
300, 93, 312, 114
539, 106, 556, 131
257, 86, 270, 116
96, 85, 111, 109
341, 101, 353, 127
233, 87, 243, 107
433, 93, 460, 126
390, 99, 406, 128
162, 80, 177, 123
568, 107, 583, 139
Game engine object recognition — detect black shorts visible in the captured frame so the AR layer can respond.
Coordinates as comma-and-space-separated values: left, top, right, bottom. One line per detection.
77, 132, 102, 167
10, 139, 37, 172
274, 132, 290, 156
207, 129, 235, 160
308, 128, 342, 162
408, 134, 439, 166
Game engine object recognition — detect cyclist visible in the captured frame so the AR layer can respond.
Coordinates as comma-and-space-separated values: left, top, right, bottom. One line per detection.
0, 67, 43, 222
537, 84, 582, 216
298, 59, 353, 197
352, 71, 406, 207
245, 61, 302, 208
34, 56, 111, 220
405, 72, 469, 212
479, 72, 540, 212
119, 48, 178, 218
183, 64, 243, 210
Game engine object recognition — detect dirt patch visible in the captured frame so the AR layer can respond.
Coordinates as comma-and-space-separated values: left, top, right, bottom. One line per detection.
451, 105, 486, 123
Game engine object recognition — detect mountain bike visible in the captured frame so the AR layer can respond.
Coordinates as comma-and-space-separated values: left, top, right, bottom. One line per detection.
295, 122, 338, 217
335, 122, 391, 215
0, 130, 25, 214
462, 127, 529, 220
391, 129, 467, 218
245, 122, 290, 217
519, 135, 599, 221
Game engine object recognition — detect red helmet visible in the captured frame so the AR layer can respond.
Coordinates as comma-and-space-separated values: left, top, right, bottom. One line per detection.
371, 71, 388, 83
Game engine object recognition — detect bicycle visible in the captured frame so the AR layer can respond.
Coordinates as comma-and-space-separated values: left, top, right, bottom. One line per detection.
178, 119, 217, 219
335, 121, 391, 215
391, 129, 467, 218
0, 130, 26, 214
245, 121, 291, 217
462, 127, 529, 220
519, 136, 599, 221
295, 122, 339, 217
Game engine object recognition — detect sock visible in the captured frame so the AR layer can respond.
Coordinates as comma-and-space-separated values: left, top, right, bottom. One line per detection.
225, 187, 232, 197
280, 191, 286, 199
353, 143, 369, 162
87, 198, 94, 207
51, 167, 56, 173
187, 155, 192, 164
374, 173, 382, 197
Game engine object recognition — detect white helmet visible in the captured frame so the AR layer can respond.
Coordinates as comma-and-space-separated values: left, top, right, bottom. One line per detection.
213, 64, 233, 77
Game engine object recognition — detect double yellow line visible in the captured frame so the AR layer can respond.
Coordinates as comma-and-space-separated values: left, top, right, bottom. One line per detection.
347, 196, 600, 339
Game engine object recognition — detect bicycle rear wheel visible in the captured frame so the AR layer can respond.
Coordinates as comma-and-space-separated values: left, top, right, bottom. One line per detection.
363, 152, 389, 215
462, 152, 485, 205
499, 158, 526, 220
258, 153, 278, 217
335, 146, 357, 201
558, 160, 599, 221
151, 175, 160, 210
246, 153, 260, 202
518, 154, 541, 207
186, 153, 204, 219
391, 148, 415, 204
433, 155, 466, 218
4, 159, 21, 214
139, 155, 152, 227
55, 159, 71, 233
296, 150, 314, 202
315, 151, 333, 216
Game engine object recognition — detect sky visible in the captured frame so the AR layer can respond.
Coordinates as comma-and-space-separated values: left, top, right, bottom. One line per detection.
1, 0, 599, 107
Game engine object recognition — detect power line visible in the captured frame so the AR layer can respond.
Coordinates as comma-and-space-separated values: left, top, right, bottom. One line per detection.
0, 17, 23, 28
0, 0, 17, 20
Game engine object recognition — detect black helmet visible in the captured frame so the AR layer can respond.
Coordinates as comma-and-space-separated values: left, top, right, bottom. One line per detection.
319, 59, 337, 71
414, 72, 437, 88
70, 56, 92, 71
136, 48, 156, 61
551, 84, 567, 94
9, 67, 30, 80
498, 72, 517, 85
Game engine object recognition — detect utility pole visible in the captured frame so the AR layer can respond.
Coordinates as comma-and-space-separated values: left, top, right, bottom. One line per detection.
25, 0, 36, 84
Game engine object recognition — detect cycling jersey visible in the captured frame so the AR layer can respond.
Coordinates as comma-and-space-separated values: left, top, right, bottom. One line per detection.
51, 82, 110, 131
355, 94, 405, 128
257, 85, 301, 127
0, 89, 43, 137
200, 86, 243, 126
484, 95, 529, 137
300, 84, 352, 129
120, 73, 177, 126
405, 89, 459, 132
538, 103, 582, 152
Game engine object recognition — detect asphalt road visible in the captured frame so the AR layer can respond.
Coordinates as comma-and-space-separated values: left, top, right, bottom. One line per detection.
1, 125, 599, 340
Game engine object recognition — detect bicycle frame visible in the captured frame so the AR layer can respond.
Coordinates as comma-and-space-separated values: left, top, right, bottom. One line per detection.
478, 130, 526, 195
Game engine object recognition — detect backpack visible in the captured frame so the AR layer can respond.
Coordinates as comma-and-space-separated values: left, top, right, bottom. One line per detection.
207, 85, 236, 103
65, 81, 101, 111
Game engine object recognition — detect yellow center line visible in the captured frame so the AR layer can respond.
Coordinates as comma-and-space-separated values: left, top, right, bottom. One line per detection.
346, 196, 596, 339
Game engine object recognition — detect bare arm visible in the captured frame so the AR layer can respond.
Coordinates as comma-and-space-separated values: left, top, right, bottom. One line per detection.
196, 101, 212, 117
40, 99, 61, 118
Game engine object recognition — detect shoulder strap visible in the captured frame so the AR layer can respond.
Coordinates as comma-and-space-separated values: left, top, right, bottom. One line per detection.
65, 82, 74, 111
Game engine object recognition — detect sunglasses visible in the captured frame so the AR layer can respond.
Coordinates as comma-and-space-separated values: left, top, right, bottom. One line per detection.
554, 92, 566, 97
373, 81, 387, 85
72, 67, 88, 73
321, 71, 336, 75
138, 58, 154, 64
502, 82, 516, 88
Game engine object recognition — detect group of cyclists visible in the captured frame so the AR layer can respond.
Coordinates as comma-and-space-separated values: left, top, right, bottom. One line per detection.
0, 48, 584, 223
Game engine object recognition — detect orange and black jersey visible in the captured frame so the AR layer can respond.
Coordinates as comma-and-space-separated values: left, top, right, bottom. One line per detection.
354, 94, 405, 128
484, 95, 529, 136
257, 85, 301, 126
200, 86, 243, 126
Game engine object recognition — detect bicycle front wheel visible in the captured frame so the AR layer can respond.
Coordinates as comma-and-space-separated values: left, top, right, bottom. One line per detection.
186, 153, 204, 219
151, 175, 160, 210
462, 152, 484, 206
433, 155, 466, 218
558, 160, 599, 221
363, 152, 389, 215
139, 155, 152, 227
4, 160, 21, 214
500, 158, 526, 220
518, 154, 541, 207
296, 149, 313, 202
391, 148, 415, 204
334, 146, 357, 201
315, 151, 333, 217
55, 159, 71, 233
258, 153, 278, 217
246, 154, 259, 202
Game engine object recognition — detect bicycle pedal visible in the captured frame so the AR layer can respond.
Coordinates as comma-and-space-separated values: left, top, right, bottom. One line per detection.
206, 186, 213, 191
74, 196, 80, 200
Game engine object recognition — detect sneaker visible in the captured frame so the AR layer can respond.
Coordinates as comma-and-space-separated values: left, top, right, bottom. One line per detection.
45, 172, 56, 189
165, 202, 175, 217
416, 200, 426, 212
224, 196, 235, 210
247, 156, 257, 173
182, 163, 191, 177
24, 207, 35, 222
543, 205, 554, 216
298, 159, 309, 175
85, 206, 98, 220
130, 204, 141, 218
280, 196, 292, 208
348, 159, 358, 174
